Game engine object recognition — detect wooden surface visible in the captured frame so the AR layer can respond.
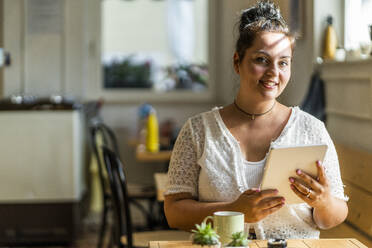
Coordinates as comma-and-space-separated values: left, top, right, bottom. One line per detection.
135, 145, 172, 163
128, 138, 172, 163
335, 143, 372, 237
321, 222, 372, 248
154, 173, 167, 202
149, 239, 368, 248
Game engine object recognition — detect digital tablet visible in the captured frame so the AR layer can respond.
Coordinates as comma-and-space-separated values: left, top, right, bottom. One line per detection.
260, 144, 328, 204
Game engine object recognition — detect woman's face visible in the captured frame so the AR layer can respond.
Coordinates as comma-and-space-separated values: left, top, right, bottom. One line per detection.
234, 31, 292, 101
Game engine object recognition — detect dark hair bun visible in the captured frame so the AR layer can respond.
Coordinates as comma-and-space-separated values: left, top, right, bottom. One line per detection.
235, 1, 292, 61
239, 1, 284, 32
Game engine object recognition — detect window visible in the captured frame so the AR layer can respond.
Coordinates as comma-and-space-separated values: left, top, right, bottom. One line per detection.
96, 0, 214, 102
344, 0, 372, 51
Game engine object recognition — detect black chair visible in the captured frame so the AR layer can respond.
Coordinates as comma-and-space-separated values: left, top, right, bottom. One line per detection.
102, 147, 190, 248
89, 121, 157, 248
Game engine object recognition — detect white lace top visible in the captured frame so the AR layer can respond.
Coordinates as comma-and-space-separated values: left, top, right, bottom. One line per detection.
165, 106, 348, 240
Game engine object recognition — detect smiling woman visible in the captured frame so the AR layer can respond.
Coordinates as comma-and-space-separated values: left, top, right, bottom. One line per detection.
87, 0, 215, 103
233, 32, 293, 104
164, 1, 348, 240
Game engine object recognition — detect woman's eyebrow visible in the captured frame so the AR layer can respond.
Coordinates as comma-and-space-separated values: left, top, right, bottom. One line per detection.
253, 51, 270, 56
253, 51, 291, 59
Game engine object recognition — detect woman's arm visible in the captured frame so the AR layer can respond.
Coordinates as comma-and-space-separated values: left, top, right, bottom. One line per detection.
165, 189, 285, 231
164, 193, 234, 231
313, 196, 348, 229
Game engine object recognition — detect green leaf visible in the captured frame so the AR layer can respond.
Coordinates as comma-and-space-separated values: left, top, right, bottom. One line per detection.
226, 231, 249, 247
191, 219, 220, 246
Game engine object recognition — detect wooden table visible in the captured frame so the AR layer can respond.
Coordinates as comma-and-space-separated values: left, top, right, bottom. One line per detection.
135, 144, 172, 163
149, 239, 368, 248
154, 172, 168, 201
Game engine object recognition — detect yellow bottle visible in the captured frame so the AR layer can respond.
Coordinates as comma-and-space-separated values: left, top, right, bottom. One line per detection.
323, 16, 337, 60
146, 109, 159, 153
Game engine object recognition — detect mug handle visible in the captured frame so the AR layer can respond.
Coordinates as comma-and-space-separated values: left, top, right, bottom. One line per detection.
202, 215, 214, 226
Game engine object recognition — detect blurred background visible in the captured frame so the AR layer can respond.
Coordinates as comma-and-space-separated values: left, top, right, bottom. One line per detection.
0, 0, 372, 247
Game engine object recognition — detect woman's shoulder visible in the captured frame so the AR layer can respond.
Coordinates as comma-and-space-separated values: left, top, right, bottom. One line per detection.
188, 107, 221, 126
179, 107, 222, 150
273, 106, 327, 145
286, 106, 328, 141
272, 106, 329, 146
291, 106, 325, 128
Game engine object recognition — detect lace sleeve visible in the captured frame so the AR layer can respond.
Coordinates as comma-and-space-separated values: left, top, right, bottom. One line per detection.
165, 118, 202, 198
321, 124, 349, 201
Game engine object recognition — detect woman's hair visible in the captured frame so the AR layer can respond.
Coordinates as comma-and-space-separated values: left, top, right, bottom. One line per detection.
235, 1, 295, 62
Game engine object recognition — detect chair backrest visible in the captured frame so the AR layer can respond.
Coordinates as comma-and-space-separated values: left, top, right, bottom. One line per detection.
89, 120, 120, 195
90, 120, 120, 156
102, 146, 133, 248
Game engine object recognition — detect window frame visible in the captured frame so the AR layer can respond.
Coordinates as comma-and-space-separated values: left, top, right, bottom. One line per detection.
84, 0, 217, 103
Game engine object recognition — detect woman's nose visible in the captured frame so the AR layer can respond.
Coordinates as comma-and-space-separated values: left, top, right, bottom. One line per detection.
265, 63, 279, 77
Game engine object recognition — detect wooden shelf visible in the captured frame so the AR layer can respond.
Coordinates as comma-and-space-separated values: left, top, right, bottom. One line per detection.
136, 145, 172, 163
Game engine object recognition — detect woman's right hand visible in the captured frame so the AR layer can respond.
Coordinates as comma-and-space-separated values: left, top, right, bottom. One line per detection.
230, 188, 285, 223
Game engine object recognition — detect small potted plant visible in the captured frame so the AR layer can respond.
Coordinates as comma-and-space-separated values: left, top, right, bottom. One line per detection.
226, 231, 250, 248
191, 220, 220, 247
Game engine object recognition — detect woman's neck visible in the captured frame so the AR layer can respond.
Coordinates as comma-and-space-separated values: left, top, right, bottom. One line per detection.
234, 97, 277, 118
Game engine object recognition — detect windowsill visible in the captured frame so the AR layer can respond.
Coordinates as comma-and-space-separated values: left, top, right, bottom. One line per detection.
84, 88, 216, 104
322, 57, 372, 65
320, 56, 372, 80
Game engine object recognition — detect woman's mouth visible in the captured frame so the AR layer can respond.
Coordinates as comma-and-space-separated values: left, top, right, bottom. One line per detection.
259, 80, 278, 89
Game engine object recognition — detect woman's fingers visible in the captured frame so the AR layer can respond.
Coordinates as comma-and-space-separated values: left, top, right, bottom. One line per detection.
260, 201, 285, 216
316, 160, 328, 186
288, 161, 332, 208
252, 189, 280, 203
257, 196, 285, 210
242, 188, 261, 195
293, 169, 323, 193
290, 183, 312, 202
290, 178, 311, 195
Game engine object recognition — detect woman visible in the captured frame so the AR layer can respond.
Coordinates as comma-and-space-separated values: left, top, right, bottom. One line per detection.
164, 1, 348, 239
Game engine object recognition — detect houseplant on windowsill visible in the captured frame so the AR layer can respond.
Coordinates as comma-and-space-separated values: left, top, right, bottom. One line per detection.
225, 231, 250, 248
191, 220, 220, 247
165, 63, 208, 91
103, 56, 152, 89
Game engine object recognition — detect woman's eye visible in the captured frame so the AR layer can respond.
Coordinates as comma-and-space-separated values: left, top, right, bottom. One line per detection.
255, 57, 268, 64
279, 60, 289, 67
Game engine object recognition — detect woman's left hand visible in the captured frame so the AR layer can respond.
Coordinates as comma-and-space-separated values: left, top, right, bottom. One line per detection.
289, 160, 331, 208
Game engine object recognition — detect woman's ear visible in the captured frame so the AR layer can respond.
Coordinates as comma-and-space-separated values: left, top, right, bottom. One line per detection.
233, 52, 240, 74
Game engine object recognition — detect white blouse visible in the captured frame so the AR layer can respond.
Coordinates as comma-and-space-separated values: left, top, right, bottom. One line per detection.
165, 106, 348, 240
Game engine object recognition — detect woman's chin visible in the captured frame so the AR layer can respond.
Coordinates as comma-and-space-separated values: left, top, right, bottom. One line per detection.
259, 90, 279, 100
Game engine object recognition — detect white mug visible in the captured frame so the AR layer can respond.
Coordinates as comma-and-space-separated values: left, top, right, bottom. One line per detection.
204, 211, 245, 245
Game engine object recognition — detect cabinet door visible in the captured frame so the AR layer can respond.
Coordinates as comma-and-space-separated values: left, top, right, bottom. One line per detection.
0, 111, 85, 202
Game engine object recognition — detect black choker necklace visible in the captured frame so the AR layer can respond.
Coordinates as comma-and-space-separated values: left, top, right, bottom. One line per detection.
233, 100, 276, 120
